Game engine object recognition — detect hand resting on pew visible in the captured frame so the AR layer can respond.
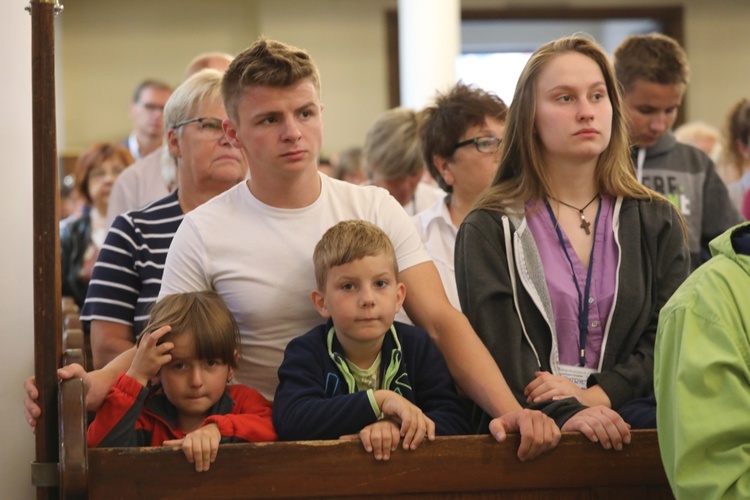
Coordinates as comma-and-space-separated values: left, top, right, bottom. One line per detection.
24, 359, 123, 432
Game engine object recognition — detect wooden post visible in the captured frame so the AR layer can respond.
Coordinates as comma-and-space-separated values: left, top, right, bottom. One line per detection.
29, 0, 63, 498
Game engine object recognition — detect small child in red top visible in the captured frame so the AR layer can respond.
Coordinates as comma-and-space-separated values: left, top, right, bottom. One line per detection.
87, 291, 277, 471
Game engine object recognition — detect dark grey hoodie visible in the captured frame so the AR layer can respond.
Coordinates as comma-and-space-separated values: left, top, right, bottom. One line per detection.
633, 131, 743, 271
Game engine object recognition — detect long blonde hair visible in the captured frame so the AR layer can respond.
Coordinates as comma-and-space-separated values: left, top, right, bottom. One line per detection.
474, 35, 657, 215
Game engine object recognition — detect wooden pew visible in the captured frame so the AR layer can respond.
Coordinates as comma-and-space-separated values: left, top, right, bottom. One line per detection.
59, 375, 672, 499
61, 297, 92, 371
87, 433, 671, 499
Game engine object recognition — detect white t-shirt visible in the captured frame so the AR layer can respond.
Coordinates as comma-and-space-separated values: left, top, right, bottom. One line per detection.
159, 173, 431, 400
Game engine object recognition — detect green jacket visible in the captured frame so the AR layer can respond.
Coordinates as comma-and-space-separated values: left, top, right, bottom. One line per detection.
655, 222, 750, 499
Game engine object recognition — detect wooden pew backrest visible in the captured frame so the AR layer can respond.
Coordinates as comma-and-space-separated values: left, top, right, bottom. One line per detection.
81, 431, 671, 499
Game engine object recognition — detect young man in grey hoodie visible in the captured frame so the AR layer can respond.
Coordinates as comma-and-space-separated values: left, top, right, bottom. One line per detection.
614, 33, 742, 271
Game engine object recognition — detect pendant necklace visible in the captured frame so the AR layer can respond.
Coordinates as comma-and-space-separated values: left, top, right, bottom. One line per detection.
548, 194, 599, 235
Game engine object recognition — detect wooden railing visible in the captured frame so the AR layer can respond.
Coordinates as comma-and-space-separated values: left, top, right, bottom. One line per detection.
58, 370, 671, 499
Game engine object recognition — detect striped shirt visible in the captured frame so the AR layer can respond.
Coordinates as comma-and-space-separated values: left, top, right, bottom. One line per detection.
80, 192, 183, 339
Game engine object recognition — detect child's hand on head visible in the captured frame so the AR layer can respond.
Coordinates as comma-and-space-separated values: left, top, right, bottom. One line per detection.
126, 325, 174, 386
356, 418, 401, 460
164, 423, 221, 472
374, 390, 435, 450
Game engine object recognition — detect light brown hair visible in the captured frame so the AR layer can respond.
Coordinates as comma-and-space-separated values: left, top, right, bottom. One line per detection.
141, 291, 239, 369
132, 78, 173, 104
722, 98, 750, 179
332, 147, 364, 182
221, 37, 321, 122
613, 33, 690, 94
313, 220, 398, 291
75, 142, 134, 203
474, 35, 658, 215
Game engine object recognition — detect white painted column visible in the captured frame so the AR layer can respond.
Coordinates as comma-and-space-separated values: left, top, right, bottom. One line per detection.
0, 1, 36, 499
398, 0, 460, 109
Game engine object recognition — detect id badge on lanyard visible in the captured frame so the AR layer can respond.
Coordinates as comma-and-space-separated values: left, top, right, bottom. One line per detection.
558, 364, 597, 390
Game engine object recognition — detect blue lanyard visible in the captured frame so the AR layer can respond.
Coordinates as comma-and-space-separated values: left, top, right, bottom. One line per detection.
545, 199, 602, 367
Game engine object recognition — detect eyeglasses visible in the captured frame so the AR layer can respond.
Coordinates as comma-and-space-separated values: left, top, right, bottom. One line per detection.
454, 136, 502, 154
140, 103, 165, 113
172, 117, 225, 139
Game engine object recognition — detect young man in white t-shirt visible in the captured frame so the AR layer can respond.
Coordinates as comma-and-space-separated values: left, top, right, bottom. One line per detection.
26, 38, 564, 461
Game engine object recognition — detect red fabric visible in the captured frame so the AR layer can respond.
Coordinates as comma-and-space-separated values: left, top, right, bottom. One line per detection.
88, 373, 277, 447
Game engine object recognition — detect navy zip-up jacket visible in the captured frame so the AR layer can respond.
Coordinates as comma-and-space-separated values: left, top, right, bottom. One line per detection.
273, 319, 471, 440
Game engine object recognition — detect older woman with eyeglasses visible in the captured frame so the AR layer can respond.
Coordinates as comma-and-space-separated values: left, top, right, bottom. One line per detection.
60, 142, 133, 309
80, 68, 247, 368
411, 83, 507, 313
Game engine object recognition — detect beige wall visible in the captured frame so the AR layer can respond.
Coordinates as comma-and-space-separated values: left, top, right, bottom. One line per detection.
255, 0, 396, 159
1, 1, 35, 498
58, 0, 397, 159
58, 0, 750, 159
463, 0, 750, 133
58, 0, 261, 156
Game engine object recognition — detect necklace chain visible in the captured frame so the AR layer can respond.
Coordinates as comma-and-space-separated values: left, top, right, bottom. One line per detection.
549, 194, 599, 235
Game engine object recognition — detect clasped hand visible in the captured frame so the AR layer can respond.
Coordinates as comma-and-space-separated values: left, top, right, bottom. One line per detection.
524, 371, 584, 404
524, 372, 631, 451
341, 390, 435, 461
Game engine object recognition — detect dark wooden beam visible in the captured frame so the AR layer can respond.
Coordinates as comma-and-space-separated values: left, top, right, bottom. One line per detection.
29, 0, 62, 498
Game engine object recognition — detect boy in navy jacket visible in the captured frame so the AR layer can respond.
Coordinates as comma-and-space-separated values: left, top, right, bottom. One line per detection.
273, 220, 470, 460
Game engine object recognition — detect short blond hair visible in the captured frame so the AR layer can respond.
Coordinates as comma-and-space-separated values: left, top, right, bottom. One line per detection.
313, 220, 398, 291
363, 107, 424, 180
222, 37, 321, 122
141, 291, 239, 369
164, 69, 224, 134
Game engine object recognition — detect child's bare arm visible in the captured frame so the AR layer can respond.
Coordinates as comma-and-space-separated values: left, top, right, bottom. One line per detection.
24, 348, 139, 432
125, 326, 174, 386
164, 424, 221, 472
373, 390, 435, 450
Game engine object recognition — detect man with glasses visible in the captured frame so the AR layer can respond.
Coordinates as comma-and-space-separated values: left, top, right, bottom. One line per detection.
105, 78, 173, 226
412, 82, 507, 313
125, 79, 173, 161
108, 54, 233, 225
